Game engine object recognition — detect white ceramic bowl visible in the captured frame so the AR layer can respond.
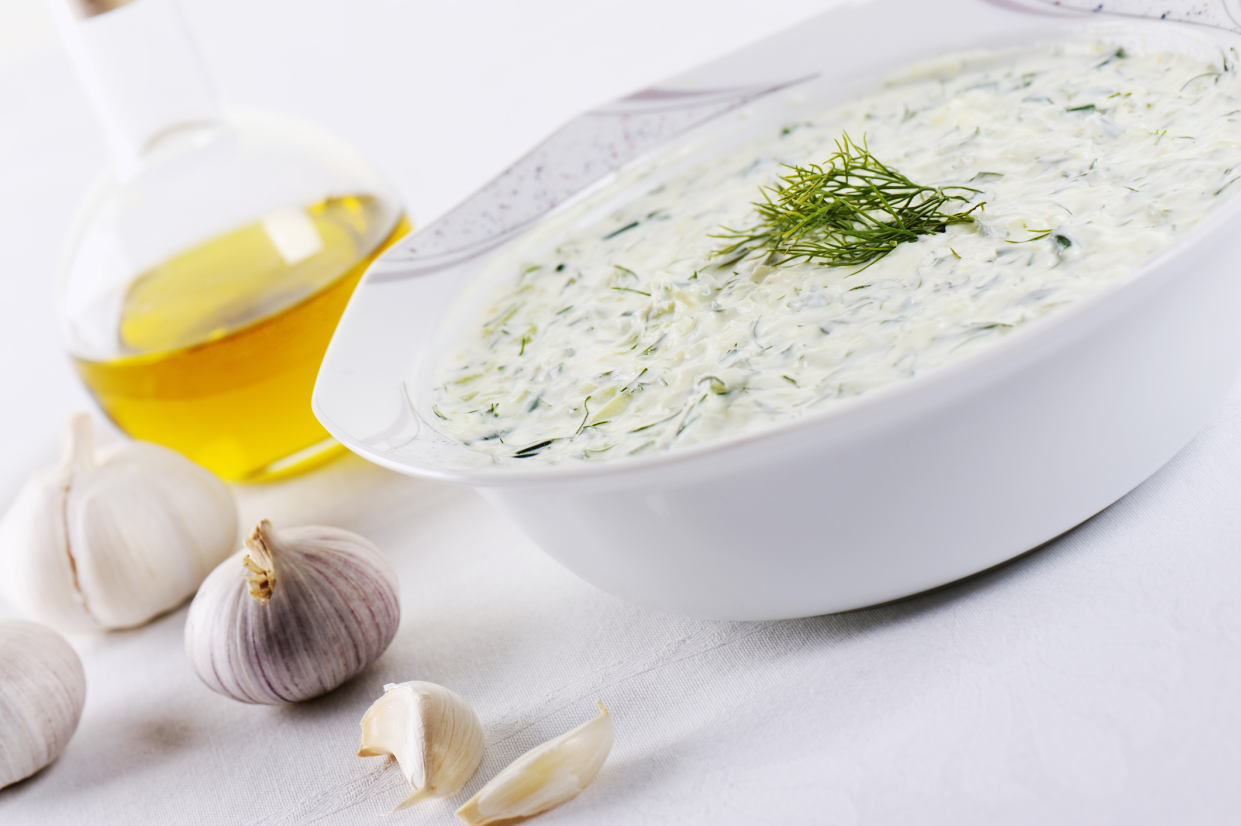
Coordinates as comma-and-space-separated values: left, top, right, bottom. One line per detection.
314, 0, 1241, 620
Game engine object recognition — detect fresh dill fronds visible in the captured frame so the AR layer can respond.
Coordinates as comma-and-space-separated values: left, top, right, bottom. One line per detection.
630, 410, 680, 433
513, 439, 555, 458
603, 220, 640, 240
711, 133, 982, 270
575, 396, 593, 435
1181, 72, 1221, 92
1005, 228, 1052, 243
675, 394, 710, 438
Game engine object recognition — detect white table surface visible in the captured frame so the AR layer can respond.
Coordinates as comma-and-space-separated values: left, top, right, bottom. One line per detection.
2, 1, 1240, 823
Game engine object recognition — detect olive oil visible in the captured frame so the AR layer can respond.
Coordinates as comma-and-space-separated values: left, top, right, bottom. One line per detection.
74, 196, 410, 482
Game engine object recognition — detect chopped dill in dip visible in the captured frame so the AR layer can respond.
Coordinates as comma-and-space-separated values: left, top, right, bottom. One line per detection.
432, 38, 1241, 464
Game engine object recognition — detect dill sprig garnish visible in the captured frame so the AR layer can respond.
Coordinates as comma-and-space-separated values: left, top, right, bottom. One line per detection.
712, 133, 983, 270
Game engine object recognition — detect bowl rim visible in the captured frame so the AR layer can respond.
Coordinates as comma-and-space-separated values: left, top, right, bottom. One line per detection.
321, 13, 1241, 488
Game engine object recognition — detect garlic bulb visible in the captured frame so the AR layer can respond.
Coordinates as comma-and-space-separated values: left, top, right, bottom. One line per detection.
456, 702, 614, 826
358, 681, 485, 809
0, 414, 238, 632
185, 519, 399, 704
0, 618, 87, 789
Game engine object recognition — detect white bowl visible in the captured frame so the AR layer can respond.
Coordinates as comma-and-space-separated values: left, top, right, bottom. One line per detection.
313, 0, 1241, 620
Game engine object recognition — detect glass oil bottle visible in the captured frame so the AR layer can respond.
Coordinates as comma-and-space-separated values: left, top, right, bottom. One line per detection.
53, 0, 408, 481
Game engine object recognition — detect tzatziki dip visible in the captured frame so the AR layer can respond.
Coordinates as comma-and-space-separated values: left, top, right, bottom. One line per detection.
431, 38, 1241, 464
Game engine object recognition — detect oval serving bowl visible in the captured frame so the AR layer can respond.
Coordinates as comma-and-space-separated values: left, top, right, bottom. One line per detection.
314, 0, 1241, 620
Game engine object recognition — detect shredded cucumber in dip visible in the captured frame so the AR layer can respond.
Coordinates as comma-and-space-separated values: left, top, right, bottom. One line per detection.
432, 38, 1241, 464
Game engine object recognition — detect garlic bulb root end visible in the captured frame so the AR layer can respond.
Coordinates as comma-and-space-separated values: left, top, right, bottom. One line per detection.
242, 520, 277, 603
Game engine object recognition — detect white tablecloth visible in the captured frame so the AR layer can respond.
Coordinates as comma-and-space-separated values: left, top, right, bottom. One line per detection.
2, 2, 1239, 823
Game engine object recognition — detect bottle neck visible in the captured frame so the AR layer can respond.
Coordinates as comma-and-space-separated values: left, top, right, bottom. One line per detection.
52, 0, 221, 179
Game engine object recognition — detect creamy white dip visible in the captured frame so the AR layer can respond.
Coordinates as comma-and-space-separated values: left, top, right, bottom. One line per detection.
431, 38, 1241, 464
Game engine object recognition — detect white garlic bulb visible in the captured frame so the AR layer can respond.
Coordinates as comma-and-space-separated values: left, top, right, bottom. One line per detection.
0, 414, 239, 632
185, 519, 400, 704
358, 681, 485, 809
456, 702, 614, 826
0, 618, 87, 789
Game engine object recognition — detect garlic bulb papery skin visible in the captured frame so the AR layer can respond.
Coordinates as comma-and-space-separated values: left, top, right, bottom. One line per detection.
0, 618, 87, 789
185, 519, 400, 704
0, 414, 239, 632
456, 702, 614, 826
358, 681, 485, 809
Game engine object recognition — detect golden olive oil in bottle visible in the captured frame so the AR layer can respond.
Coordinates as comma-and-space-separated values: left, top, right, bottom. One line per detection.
73, 197, 410, 482
54, 0, 407, 483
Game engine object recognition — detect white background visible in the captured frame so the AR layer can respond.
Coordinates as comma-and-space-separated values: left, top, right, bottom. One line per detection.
1, 1, 1240, 823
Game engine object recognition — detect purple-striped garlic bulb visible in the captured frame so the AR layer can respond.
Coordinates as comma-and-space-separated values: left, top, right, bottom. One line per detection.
184, 520, 400, 704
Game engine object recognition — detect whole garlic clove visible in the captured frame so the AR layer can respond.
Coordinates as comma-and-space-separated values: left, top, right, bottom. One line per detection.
0, 414, 239, 632
456, 702, 614, 826
185, 519, 400, 704
0, 618, 87, 789
358, 681, 485, 809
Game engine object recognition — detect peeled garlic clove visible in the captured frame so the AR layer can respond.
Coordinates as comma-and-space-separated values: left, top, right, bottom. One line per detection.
358, 681, 485, 809
185, 519, 400, 704
456, 702, 614, 826
0, 618, 87, 789
0, 414, 239, 632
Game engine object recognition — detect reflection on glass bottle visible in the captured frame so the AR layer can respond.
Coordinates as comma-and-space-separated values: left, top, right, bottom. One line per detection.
54, 0, 408, 481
